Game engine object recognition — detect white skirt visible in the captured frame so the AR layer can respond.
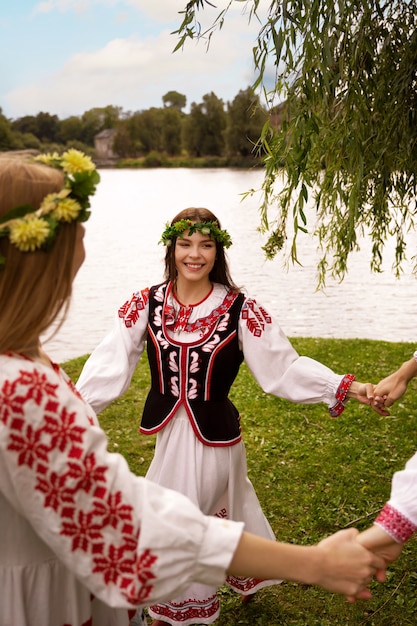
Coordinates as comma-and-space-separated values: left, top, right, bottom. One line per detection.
145, 408, 281, 625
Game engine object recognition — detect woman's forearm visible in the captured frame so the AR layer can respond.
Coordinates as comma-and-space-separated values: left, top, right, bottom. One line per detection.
227, 528, 385, 596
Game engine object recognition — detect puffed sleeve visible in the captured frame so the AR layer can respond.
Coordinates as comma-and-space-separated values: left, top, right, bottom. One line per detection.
238, 297, 346, 410
76, 289, 150, 414
374, 452, 417, 542
0, 358, 244, 609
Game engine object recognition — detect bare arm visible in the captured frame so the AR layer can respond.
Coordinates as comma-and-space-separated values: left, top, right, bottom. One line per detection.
373, 356, 417, 408
228, 528, 386, 597
357, 525, 404, 566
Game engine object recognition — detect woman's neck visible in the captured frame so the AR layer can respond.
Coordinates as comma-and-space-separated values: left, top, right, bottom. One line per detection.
173, 280, 213, 307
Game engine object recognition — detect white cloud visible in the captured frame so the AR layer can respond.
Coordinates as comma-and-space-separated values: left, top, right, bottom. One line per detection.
33, 0, 192, 19
34, 0, 122, 14
4, 23, 257, 118
33, 0, 256, 24
4, 1, 269, 118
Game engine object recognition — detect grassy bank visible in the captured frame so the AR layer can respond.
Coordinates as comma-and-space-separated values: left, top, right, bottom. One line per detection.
64, 337, 417, 625
113, 154, 264, 169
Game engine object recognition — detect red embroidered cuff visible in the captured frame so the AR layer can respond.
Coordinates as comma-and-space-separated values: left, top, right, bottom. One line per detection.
375, 503, 417, 543
329, 373, 356, 417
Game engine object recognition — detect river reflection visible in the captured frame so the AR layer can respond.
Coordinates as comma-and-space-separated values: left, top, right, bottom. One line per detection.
43, 168, 417, 362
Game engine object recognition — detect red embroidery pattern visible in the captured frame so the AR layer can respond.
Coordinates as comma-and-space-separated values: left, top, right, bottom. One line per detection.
119, 289, 150, 328
241, 298, 272, 337
150, 594, 219, 623
329, 373, 355, 417
213, 506, 265, 596
1, 363, 157, 606
375, 503, 417, 543
164, 290, 240, 334
226, 574, 265, 593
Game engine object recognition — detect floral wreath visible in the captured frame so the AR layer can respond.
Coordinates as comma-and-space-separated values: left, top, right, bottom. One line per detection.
159, 219, 232, 248
0, 149, 100, 266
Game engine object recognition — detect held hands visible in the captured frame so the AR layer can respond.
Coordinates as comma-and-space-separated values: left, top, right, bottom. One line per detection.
347, 381, 390, 416
313, 528, 386, 597
345, 525, 404, 602
371, 356, 417, 412
357, 525, 404, 567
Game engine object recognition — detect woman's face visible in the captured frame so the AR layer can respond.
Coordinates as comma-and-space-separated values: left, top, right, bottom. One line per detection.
174, 229, 216, 286
71, 223, 86, 279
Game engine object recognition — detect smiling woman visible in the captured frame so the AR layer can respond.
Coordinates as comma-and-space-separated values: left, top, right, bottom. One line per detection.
0, 154, 386, 626
75, 206, 384, 626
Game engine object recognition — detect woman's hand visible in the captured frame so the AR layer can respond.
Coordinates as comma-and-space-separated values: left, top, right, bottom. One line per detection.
347, 381, 390, 416
313, 528, 386, 597
345, 525, 404, 602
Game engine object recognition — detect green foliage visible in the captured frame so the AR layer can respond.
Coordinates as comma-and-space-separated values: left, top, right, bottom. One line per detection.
176, 1, 417, 287
0, 112, 15, 150
225, 87, 268, 157
162, 90, 187, 110
182, 92, 228, 156
12, 112, 60, 144
161, 107, 183, 156
115, 154, 263, 168
65, 337, 417, 624
2, 88, 267, 164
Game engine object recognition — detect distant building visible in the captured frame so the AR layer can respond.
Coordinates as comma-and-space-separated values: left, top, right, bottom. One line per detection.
94, 128, 118, 161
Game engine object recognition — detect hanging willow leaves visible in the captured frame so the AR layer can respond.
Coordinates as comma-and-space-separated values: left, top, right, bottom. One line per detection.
175, 0, 417, 286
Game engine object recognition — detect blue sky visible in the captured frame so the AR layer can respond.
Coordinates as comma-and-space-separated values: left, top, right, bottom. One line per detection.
0, 0, 267, 120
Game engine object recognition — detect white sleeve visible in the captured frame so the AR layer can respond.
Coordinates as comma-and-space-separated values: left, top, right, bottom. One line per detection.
389, 451, 417, 525
239, 298, 344, 408
389, 453, 417, 526
374, 451, 417, 542
0, 359, 244, 609
76, 290, 149, 414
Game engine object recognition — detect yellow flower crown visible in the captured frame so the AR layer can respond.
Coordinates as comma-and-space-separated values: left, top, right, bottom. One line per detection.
0, 149, 100, 266
160, 219, 232, 248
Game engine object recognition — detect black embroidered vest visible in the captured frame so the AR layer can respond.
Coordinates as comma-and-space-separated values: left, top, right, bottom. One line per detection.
141, 283, 245, 447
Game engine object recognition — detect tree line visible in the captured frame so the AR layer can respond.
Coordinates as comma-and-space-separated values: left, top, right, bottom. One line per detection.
0, 88, 277, 163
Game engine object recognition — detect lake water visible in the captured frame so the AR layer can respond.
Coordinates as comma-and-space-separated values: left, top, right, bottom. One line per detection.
43, 168, 417, 362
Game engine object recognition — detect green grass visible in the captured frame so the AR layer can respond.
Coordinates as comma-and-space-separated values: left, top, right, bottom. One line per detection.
64, 338, 417, 625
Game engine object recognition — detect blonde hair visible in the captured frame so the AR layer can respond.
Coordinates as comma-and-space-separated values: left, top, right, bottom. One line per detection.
0, 157, 78, 354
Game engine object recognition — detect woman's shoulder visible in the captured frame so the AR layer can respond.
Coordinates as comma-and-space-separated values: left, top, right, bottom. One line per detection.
0, 352, 97, 427
0, 352, 71, 404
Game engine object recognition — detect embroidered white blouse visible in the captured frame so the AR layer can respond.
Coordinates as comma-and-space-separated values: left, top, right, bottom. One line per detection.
375, 451, 417, 543
0, 352, 243, 626
77, 283, 349, 418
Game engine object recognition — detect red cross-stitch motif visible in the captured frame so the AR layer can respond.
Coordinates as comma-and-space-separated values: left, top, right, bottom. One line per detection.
163, 288, 240, 334
36, 470, 76, 512
1, 358, 158, 606
66, 452, 107, 495
8, 422, 49, 468
376, 503, 417, 543
119, 289, 150, 328
43, 408, 85, 452
0, 379, 25, 425
18, 369, 59, 405
241, 298, 272, 337
93, 491, 134, 531
61, 509, 104, 552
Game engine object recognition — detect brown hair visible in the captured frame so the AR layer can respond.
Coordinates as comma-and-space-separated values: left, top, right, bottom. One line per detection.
0, 156, 78, 354
163, 207, 238, 290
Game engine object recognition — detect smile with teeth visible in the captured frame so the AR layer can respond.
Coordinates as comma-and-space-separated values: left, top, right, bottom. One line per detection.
185, 263, 204, 270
